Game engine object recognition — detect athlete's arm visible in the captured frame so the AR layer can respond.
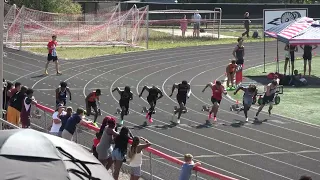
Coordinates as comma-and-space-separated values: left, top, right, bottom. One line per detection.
169, 84, 178, 97
202, 83, 213, 92
66, 87, 72, 101
265, 85, 271, 96
233, 87, 244, 95
187, 84, 191, 97
300, 45, 304, 50
157, 88, 163, 100
313, 45, 318, 50
139, 86, 148, 97
129, 92, 133, 101
112, 87, 122, 95
55, 88, 59, 101
232, 47, 238, 59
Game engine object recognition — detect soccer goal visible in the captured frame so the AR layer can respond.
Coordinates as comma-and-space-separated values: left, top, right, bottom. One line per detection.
5, 3, 150, 49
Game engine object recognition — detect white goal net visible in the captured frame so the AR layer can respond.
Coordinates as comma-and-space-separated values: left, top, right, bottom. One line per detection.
5, 4, 149, 48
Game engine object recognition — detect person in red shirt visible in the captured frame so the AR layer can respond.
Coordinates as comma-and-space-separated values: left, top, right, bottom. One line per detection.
226, 60, 237, 90
44, 35, 61, 75
85, 89, 101, 124
202, 81, 227, 123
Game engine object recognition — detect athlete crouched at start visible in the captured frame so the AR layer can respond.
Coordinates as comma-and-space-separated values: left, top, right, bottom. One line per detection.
112, 86, 133, 126
169, 80, 191, 124
234, 84, 257, 122
255, 80, 278, 120
85, 89, 101, 125
139, 85, 163, 123
202, 81, 227, 123
55, 81, 72, 108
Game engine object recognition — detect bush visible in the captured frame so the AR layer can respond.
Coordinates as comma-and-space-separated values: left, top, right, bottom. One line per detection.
10, 0, 82, 14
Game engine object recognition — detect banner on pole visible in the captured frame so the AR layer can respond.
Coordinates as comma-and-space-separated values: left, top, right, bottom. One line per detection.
263, 8, 308, 31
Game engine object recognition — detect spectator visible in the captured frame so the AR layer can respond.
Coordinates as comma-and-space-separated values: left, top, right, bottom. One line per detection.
242, 12, 251, 38
7, 86, 27, 126
20, 88, 38, 128
128, 137, 151, 180
291, 70, 307, 87
300, 175, 312, 180
62, 108, 93, 141
284, 44, 298, 75
58, 106, 73, 136
8, 82, 21, 99
180, 14, 188, 38
92, 132, 102, 159
50, 104, 66, 136
192, 10, 201, 38
179, 154, 201, 180
111, 126, 133, 180
2, 80, 13, 119
96, 116, 119, 169
300, 45, 318, 76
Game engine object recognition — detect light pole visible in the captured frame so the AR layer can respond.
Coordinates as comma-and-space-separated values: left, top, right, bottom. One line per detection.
0, 0, 5, 121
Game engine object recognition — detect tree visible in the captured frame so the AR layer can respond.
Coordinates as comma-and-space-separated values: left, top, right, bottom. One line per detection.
9, 0, 82, 14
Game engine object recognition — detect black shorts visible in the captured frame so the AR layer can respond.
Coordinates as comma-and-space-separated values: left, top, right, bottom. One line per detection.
86, 101, 97, 115
262, 94, 274, 105
119, 99, 129, 111
147, 96, 157, 106
47, 53, 58, 61
211, 96, 221, 104
176, 95, 187, 105
303, 53, 312, 61
236, 59, 244, 65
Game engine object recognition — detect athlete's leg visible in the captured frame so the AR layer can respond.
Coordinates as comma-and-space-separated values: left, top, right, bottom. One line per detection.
44, 61, 50, 74
284, 58, 289, 75
268, 103, 273, 116
230, 73, 235, 87
243, 104, 251, 119
255, 104, 265, 117
226, 73, 231, 87
92, 106, 98, 123
148, 101, 155, 118
308, 59, 312, 76
303, 59, 307, 76
86, 101, 92, 116
177, 101, 184, 120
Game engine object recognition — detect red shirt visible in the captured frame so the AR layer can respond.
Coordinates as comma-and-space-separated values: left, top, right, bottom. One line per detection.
47, 40, 57, 54
88, 92, 97, 102
212, 85, 224, 100
93, 138, 100, 147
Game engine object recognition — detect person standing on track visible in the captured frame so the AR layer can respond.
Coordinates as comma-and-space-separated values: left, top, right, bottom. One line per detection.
233, 84, 257, 122
85, 89, 101, 125
55, 81, 72, 108
300, 44, 317, 76
169, 80, 191, 124
226, 60, 237, 90
232, 37, 245, 66
242, 12, 251, 38
202, 81, 227, 123
139, 85, 163, 123
44, 35, 62, 76
254, 80, 278, 120
112, 86, 133, 126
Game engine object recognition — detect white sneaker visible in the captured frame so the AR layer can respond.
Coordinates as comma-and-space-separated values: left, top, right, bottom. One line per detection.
246, 118, 249, 122
177, 119, 180, 124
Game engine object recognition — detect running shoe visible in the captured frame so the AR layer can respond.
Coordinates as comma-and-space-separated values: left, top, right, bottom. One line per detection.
145, 113, 149, 119
208, 113, 212, 120
268, 109, 271, 116
177, 119, 180, 124
148, 117, 153, 123
57, 72, 62, 75
93, 122, 98, 127
120, 120, 124, 126
44, 70, 48, 76
213, 116, 217, 121
246, 118, 249, 122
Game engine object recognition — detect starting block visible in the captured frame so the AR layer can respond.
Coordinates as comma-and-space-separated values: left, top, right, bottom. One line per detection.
230, 104, 241, 111
201, 105, 210, 112
174, 106, 187, 113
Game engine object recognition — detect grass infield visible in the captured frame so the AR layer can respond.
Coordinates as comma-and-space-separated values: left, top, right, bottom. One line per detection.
25, 30, 272, 60
228, 57, 320, 125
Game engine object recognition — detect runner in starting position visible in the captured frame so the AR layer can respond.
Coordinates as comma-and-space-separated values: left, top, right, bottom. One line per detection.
233, 84, 257, 122
169, 80, 191, 124
139, 85, 163, 123
255, 80, 278, 120
112, 86, 133, 126
85, 89, 101, 125
55, 81, 72, 108
202, 81, 227, 122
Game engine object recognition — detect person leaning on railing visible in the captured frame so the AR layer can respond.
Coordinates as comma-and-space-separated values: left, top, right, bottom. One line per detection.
61, 108, 94, 141
179, 154, 201, 180
20, 88, 39, 128
7, 85, 26, 127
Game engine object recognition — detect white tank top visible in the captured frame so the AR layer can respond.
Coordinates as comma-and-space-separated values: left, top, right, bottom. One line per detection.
129, 151, 143, 167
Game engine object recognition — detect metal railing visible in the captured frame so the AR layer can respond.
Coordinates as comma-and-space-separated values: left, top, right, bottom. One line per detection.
1, 103, 238, 180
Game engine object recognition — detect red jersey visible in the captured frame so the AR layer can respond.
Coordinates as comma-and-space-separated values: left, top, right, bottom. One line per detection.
88, 92, 97, 102
47, 40, 57, 54
211, 85, 224, 100
228, 63, 237, 73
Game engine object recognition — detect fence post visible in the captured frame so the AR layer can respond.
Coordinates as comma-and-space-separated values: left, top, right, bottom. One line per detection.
44, 110, 48, 132
19, 7, 25, 51
145, 5, 149, 49
149, 152, 153, 180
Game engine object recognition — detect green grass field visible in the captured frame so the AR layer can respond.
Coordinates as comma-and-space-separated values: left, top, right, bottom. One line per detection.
229, 57, 320, 124
25, 29, 272, 59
